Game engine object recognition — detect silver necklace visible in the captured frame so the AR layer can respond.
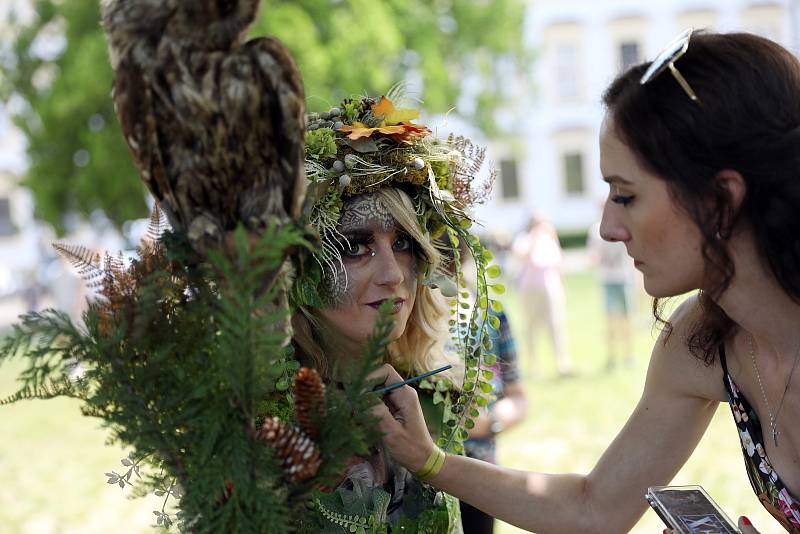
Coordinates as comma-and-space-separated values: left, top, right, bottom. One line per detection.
747, 333, 800, 447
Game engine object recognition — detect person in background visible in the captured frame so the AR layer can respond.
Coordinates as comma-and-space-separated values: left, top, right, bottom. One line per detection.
510, 215, 573, 377
588, 216, 636, 370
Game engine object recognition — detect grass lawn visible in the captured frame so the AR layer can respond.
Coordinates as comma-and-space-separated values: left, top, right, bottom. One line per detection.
0, 270, 783, 533
0, 361, 160, 533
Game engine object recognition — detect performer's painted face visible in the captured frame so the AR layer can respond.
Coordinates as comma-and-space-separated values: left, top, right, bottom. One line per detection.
319, 193, 419, 343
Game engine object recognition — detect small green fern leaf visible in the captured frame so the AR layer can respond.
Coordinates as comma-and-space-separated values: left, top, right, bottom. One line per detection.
315, 498, 372, 533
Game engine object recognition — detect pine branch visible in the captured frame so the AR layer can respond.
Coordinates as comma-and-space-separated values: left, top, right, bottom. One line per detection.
0, 308, 88, 389
5, 223, 311, 530
307, 301, 394, 490
0, 375, 88, 405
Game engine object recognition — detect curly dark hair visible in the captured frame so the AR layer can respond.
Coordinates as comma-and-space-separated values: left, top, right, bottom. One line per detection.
602, 31, 800, 365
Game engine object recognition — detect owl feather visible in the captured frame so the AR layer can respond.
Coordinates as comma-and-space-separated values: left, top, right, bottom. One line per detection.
101, 0, 307, 253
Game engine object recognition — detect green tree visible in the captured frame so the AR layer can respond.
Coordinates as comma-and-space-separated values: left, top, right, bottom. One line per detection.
1, 0, 527, 233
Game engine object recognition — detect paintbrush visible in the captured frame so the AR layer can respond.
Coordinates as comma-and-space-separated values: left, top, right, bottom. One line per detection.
371, 364, 453, 395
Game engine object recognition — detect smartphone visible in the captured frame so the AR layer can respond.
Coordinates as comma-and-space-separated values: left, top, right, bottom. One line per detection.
645, 485, 740, 534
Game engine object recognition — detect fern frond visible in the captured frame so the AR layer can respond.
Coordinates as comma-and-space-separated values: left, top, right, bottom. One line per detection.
146, 203, 169, 242
53, 243, 103, 282
316, 498, 373, 531
446, 135, 496, 206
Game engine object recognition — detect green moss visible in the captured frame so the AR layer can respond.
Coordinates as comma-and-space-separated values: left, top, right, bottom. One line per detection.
430, 160, 450, 189
306, 129, 338, 160
254, 391, 294, 429
342, 100, 360, 124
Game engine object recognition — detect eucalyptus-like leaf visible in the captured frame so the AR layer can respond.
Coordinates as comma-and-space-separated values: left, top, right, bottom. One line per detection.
490, 283, 506, 294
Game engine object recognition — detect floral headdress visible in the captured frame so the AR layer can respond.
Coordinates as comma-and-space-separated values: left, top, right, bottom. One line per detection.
296, 85, 497, 308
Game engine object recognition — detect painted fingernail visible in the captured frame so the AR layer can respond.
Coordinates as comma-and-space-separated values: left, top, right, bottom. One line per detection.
741, 516, 752, 526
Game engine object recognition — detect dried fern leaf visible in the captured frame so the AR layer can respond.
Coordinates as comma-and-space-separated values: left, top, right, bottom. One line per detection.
53, 243, 103, 281
146, 203, 169, 242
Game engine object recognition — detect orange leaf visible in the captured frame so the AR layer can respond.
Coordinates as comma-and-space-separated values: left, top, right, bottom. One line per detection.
384, 123, 432, 144
397, 123, 431, 136
372, 96, 421, 125
339, 123, 380, 140
371, 96, 396, 120
338, 121, 431, 143
375, 125, 408, 135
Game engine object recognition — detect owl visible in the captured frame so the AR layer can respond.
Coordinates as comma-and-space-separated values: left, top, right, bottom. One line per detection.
101, 0, 307, 253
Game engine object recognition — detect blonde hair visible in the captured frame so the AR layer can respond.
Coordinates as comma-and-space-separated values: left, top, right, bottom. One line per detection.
291, 187, 462, 385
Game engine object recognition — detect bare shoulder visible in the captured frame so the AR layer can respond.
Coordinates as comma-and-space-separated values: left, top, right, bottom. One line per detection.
645, 295, 729, 403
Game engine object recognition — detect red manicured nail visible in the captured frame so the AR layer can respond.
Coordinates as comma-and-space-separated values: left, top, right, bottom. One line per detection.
741, 516, 752, 526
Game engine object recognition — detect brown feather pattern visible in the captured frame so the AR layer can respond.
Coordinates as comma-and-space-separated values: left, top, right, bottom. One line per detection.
101, 0, 307, 252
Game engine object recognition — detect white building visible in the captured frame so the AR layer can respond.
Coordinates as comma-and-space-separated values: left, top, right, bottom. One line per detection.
475, 0, 797, 239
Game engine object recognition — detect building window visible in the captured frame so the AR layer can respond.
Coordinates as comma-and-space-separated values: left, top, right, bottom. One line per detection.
0, 197, 14, 236
499, 159, 519, 200
555, 44, 578, 100
563, 152, 584, 194
619, 41, 640, 72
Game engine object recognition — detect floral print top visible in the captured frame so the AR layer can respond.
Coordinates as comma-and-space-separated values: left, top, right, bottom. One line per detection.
720, 344, 800, 533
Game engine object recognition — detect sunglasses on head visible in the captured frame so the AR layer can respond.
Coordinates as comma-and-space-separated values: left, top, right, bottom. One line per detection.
640, 28, 700, 104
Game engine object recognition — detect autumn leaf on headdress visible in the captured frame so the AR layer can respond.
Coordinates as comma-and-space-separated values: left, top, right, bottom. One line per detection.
338, 122, 404, 139
388, 123, 432, 144
337, 96, 431, 144
372, 96, 419, 125
338, 121, 432, 144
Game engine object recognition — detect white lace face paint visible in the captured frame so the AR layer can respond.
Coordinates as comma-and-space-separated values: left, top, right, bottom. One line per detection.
322, 193, 399, 304
339, 194, 395, 233
318, 192, 422, 343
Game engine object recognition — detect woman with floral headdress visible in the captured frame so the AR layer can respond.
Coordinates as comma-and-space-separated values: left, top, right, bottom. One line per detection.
371, 30, 800, 534
290, 88, 499, 532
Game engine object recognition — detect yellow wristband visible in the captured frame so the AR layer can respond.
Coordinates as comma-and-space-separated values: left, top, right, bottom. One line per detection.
416, 446, 440, 478
416, 446, 446, 481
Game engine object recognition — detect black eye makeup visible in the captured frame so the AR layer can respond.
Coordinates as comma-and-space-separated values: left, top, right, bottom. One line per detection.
337, 232, 374, 258
611, 194, 635, 206
393, 233, 414, 253
333, 230, 417, 259
606, 181, 635, 207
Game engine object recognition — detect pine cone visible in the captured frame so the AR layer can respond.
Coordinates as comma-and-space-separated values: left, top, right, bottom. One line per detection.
293, 367, 325, 440
258, 416, 322, 483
